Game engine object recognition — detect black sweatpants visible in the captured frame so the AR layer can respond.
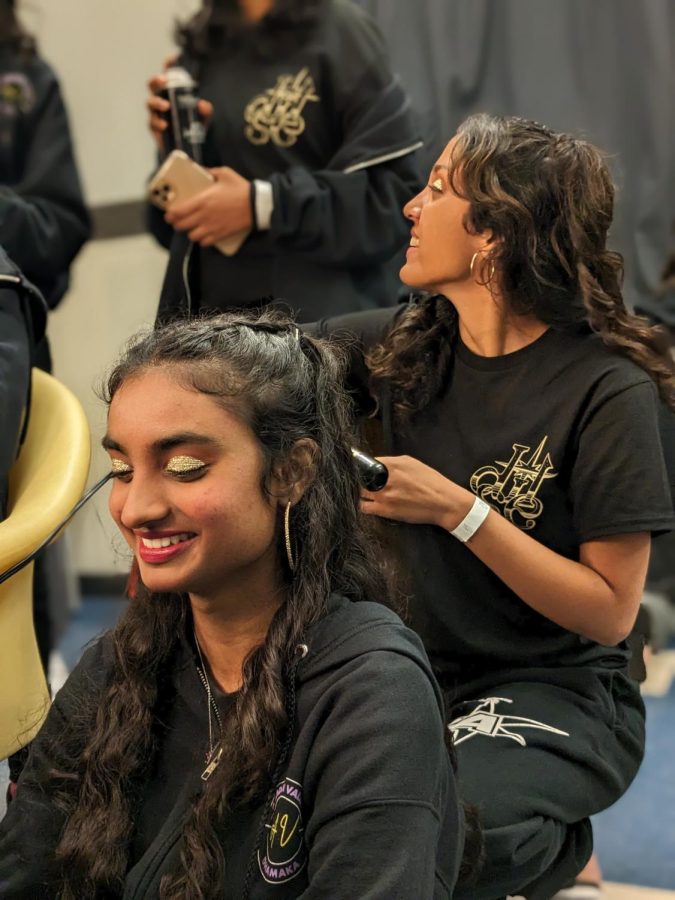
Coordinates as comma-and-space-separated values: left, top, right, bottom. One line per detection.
449, 666, 645, 900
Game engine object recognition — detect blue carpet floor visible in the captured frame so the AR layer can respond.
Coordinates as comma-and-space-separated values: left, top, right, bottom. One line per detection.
592, 683, 675, 889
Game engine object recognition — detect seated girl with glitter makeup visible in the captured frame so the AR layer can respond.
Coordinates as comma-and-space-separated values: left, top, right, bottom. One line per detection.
0, 311, 470, 899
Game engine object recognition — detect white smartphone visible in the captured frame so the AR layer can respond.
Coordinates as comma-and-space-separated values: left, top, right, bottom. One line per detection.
148, 150, 250, 256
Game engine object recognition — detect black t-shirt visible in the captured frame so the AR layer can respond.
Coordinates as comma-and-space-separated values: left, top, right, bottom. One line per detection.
317, 306, 675, 689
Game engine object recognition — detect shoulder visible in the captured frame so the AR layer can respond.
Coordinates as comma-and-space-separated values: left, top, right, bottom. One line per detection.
299, 595, 440, 704
315, 0, 389, 77
52, 632, 116, 715
322, 0, 381, 35
546, 327, 659, 416
12, 635, 116, 791
314, 302, 406, 349
553, 328, 653, 389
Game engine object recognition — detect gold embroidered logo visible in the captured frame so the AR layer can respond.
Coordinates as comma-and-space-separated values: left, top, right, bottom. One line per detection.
470, 437, 556, 530
244, 67, 319, 147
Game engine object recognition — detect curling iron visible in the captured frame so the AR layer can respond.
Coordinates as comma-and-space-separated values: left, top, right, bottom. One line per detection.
351, 448, 388, 492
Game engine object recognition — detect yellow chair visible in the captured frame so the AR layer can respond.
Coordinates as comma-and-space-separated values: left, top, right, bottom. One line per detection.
0, 368, 90, 759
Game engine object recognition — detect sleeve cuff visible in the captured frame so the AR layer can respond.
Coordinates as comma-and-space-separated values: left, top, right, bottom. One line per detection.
252, 179, 274, 231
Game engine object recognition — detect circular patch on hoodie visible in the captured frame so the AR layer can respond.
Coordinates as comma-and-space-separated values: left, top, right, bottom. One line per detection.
258, 778, 307, 884
0, 73, 36, 117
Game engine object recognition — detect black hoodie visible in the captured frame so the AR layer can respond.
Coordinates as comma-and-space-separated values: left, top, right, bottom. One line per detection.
0, 46, 90, 311
0, 245, 47, 519
151, 0, 423, 323
0, 596, 464, 898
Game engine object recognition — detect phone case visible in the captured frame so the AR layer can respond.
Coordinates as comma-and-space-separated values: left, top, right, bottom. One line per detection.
148, 150, 250, 256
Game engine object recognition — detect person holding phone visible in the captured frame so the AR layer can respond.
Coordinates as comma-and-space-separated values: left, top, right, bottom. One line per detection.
145, 0, 423, 323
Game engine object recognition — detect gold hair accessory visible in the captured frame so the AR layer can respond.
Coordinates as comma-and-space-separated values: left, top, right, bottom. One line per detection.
284, 500, 296, 573
165, 455, 205, 474
469, 251, 496, 286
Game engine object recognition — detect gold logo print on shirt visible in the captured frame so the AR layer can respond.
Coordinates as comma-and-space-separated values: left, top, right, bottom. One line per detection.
470, 436, 557, 530
244, 67, 319, 147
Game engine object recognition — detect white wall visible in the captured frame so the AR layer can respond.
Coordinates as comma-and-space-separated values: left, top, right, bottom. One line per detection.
15, 1, 199, 575
19, 0, 199, 205
48, 237, 168, 577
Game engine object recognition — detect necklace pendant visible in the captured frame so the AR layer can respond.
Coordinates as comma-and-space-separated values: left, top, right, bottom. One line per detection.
201, 745, 223, 781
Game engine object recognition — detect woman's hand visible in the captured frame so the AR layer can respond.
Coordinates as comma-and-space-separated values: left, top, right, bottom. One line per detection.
359, 455, 474, 529
164, 168, 253, 245
361, 454, 650, 644
146, 68, 213, 152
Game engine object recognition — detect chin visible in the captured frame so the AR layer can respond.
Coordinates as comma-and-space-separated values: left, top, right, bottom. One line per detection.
399, 261, 416, 286
399, 259, 431, 291
136, 566, 187, 596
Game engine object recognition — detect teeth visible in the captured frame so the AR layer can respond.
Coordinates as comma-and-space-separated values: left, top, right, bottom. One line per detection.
141, 533, 191, 549
410, 236, 419, 247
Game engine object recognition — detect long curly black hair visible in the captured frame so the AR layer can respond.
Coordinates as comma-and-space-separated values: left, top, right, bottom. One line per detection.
369, 113, 675, 420
47, 309, 395, 899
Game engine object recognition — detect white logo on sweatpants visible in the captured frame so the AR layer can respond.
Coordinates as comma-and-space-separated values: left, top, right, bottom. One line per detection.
448, 697, 570, 746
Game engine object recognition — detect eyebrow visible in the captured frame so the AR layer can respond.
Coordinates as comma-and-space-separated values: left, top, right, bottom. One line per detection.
101, 432, 222, 454
432, 164, 451, 173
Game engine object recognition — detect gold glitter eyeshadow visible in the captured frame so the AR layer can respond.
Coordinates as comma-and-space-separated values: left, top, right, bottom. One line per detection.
431, 177, 443, 191
111, 459, 131, 474
165, 455, 205, 474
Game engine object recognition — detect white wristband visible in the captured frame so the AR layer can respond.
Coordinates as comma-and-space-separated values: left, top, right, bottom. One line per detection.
449, 496, 490, 543
252, 179, 274, 230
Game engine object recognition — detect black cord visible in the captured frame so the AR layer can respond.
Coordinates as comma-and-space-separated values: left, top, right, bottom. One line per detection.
0, 471, 115, 586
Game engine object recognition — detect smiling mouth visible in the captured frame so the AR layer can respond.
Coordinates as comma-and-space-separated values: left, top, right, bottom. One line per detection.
409, 236, 419, 247
137, 532, 196, 565
139, 532, 194, 549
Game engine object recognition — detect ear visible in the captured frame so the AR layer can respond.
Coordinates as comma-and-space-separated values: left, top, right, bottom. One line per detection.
270, 438, 320, 505
482, 229, 499, 249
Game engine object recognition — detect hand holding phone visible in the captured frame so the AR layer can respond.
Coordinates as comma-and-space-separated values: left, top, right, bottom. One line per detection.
148, 150, 250, 256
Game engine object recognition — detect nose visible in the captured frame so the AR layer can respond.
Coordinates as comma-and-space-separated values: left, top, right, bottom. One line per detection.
113, 473, 171, 532
403, 188, 426, 222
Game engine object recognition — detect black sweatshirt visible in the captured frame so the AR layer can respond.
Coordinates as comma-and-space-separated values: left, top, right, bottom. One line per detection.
0, 246, 47, 519
0, 595, 464, 898
0, 47, 90, 311
151, 0, 423, 323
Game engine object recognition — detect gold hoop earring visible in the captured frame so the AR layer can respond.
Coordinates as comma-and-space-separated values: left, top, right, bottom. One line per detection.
470, 250, 495, 286
284, 501, 296, 573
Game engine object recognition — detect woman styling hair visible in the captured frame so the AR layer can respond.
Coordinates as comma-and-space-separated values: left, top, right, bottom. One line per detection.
313, 113, 675, 899
0, 311, 466, 898
145, 0, 422, 322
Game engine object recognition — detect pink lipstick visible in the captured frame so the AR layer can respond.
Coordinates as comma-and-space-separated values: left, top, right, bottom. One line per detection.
136, 531, 196, 564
